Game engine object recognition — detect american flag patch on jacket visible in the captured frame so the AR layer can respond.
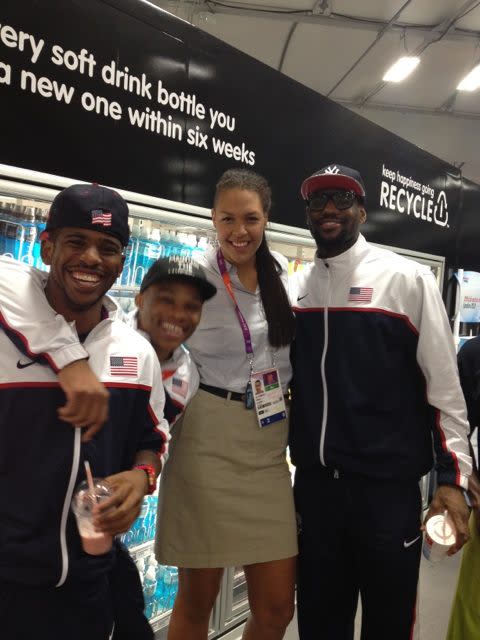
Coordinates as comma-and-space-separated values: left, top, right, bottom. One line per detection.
110, 356, 138, 376
91, 209, 112, 226
348, 287, 373, 303
172, 377, 188, 398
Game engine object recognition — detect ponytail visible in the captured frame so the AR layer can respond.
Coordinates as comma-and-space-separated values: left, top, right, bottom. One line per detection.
256, 235, 295, 348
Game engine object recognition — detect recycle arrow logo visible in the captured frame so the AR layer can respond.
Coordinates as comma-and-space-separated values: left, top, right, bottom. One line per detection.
434, 190, 448, 227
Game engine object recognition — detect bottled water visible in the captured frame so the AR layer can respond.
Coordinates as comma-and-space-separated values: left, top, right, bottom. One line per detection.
119, 236, 137, 286
136, 498, 149, 545
154, 564, 166, 612
130, 219, 147, 286
0, 204, 19, 258
144, 560, 158, 620
18, 207, 37, 266
120, 497, 149, 547
192, 236, 208, 261
145, 496, 157, 542
164, 566, 179, 610
32, 208, 47, 270
133, 224, 163, 285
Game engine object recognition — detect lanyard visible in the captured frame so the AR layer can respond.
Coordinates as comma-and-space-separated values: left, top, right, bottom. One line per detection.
216, 249, 254, 362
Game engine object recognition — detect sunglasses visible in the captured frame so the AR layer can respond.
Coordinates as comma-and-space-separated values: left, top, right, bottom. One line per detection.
307, 190, 358, 212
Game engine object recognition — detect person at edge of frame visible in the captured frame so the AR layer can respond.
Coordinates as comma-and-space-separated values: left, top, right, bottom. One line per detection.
0, 183, 170, 640
446, 334, 480, 640
289, 164, 472, 640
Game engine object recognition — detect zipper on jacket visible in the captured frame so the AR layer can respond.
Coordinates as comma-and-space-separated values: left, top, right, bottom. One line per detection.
56, 426, 81, 587
319, 261, 330, 466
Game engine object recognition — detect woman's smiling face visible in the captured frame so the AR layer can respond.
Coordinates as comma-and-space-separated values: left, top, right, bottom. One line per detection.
212, 188, 267, 268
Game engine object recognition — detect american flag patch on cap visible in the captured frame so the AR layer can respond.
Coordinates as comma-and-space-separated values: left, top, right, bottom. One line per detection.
348, 286, 373, 303
91, 209, 112, 227
110, 356, 138, 376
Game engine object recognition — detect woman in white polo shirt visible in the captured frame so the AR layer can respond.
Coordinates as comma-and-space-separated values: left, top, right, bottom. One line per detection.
156, 168, 297, 640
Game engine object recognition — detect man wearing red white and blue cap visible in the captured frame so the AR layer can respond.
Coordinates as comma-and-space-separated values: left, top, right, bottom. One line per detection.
290, 164, 472, 639
300, 164, 366, 201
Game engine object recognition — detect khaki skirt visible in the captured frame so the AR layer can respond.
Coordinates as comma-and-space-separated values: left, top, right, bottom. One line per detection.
155, 388, 297, 568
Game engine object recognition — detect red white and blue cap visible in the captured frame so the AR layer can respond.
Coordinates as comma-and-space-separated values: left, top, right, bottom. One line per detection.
301, 164, 366, 201
44, 183, 130, 246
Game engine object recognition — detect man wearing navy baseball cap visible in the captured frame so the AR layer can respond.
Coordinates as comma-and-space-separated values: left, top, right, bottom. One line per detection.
41, 184, 130, 320
44, 182, 130, 247
0, 195, 218, 638
290, 164, 472, 639
0, 183, 170, 640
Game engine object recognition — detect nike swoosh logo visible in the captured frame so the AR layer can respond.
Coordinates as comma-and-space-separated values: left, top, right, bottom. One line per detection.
17, 359, 35, 369
297, 293, 309, 301
403, 535, 421, 548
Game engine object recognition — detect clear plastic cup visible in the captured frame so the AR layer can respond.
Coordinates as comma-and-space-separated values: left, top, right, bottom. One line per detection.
422, 513, 456, 562
71, 478, 113, 555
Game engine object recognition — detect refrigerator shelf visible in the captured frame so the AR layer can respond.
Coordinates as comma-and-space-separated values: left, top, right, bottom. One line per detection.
150, 610, 171, 632
129, 540, 155, 561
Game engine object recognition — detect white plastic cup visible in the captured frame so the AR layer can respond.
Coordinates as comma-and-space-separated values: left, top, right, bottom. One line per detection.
71, 479, 113, 555
422, 513, 456, 562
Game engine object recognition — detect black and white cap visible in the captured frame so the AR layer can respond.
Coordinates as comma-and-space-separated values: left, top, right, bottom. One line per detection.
301, 165, 366, 201
140, 256, 217, 301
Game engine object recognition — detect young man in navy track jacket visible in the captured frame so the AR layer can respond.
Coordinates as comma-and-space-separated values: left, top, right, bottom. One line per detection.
0, 241, 216, 638
0, 184, 170, 640
290, 165, 472, 640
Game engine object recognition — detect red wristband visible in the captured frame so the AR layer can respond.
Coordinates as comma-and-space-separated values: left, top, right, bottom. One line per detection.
133, 464, 157, 495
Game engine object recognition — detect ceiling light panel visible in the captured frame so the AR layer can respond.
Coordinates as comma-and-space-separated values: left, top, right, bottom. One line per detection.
383, 56, 420, 82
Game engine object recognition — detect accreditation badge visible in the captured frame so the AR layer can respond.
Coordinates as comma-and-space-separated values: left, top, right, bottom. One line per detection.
251, 367, 287, 428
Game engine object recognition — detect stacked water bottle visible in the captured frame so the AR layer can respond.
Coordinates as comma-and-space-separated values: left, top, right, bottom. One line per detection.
0, 202, 49, 268
119, 219, 210, 288
141, 556, 179, 620
120, 495, 179, 620
120, 494, 158, 548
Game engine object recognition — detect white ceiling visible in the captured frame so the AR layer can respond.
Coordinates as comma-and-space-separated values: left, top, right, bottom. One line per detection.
146, 0, 480, 185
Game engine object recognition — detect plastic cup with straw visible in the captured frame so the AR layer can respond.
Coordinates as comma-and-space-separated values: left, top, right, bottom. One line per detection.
71, 461, 113, 555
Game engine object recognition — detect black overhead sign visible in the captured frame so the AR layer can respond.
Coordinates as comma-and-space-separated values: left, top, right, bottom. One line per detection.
0, 0, 467, 264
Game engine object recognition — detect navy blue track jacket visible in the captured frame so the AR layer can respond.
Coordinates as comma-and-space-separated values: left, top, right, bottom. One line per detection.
0, 269, 169, 587
290, 235, 470, 488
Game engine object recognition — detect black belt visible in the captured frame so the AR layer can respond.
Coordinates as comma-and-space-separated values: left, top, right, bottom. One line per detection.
199, 382, 244, 402
199, 382, 291, 405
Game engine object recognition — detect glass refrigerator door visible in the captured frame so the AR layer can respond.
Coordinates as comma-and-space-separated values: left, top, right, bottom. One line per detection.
216, 567, 249, 634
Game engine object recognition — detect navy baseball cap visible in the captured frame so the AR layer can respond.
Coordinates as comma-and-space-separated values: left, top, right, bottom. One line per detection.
140, 256, 217, 301
301, 165, 366, 201
44, 183, 130, 246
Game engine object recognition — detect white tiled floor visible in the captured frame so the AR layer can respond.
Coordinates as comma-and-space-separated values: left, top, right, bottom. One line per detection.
281, 553, 461, 640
